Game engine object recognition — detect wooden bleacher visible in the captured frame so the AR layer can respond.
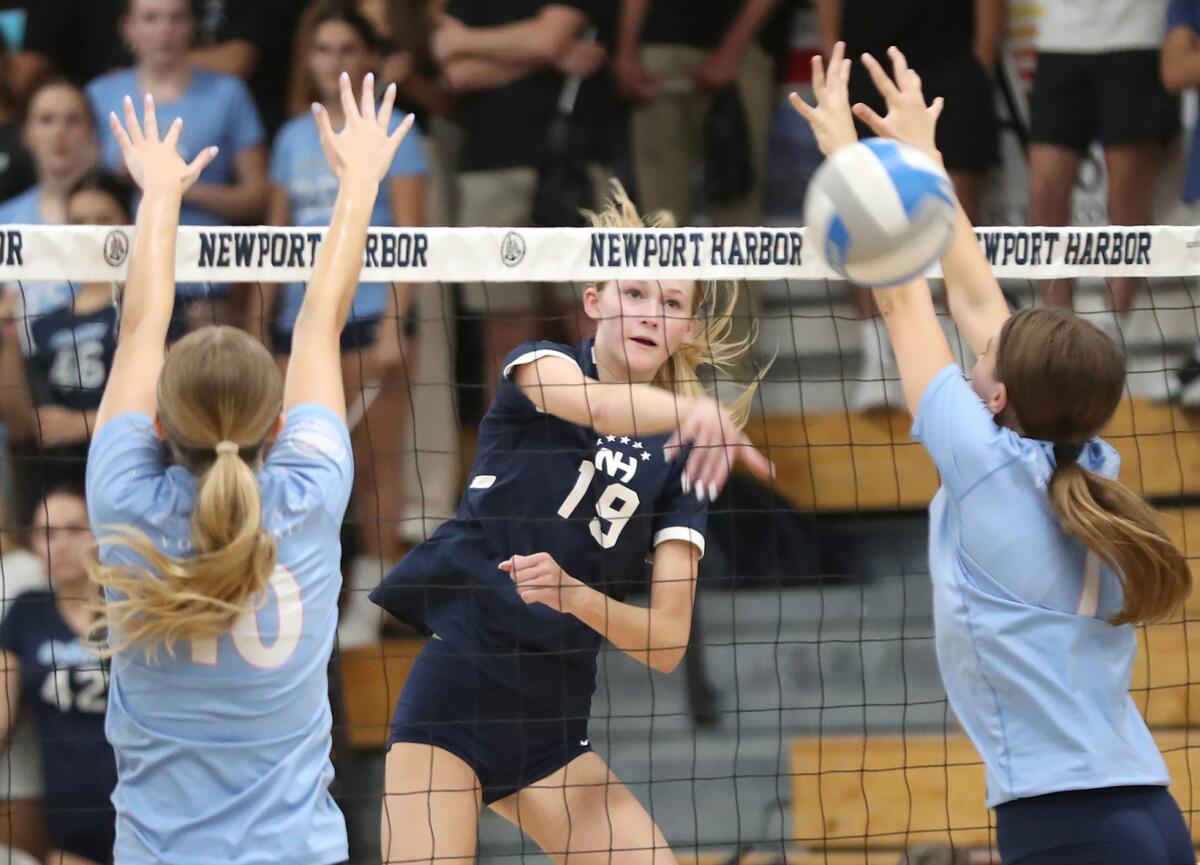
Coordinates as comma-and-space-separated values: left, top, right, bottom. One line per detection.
745, 397, 1200, 511
790, 730, 1200, 854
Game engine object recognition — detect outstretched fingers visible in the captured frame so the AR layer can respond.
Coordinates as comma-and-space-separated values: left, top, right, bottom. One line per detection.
359, 72, 376, 122
387, 112, 416, 149
377, 82, 397, 130
337, 71, 357, 123
182, 145, 219, 188
860, 51, 900, 104
121, 95, 144, 145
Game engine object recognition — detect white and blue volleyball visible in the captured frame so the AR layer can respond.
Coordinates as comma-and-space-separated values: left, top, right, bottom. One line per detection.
804, 138, 957, 286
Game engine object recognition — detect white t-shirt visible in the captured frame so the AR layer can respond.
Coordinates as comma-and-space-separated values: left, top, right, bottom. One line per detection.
1038, 0, 1168, 52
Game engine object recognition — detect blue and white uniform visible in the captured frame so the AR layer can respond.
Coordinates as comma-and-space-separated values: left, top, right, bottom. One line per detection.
0, 591, 116, 863
372, 339, 706, 802
269, 112, 426, 353
912, 365, 1191, 864
86, 403, 354, 865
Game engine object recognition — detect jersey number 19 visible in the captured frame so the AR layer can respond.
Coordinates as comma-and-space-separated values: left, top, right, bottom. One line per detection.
557, 460, 640, 549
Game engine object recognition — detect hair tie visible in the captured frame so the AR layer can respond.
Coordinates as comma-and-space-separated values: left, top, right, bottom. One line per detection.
215, 441, 239, 457
1053, 442, 1083, 464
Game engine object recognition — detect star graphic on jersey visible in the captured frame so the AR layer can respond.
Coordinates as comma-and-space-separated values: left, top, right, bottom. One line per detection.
596, 437, 603, 447
633, 441, 643, 449
606, 435, 616, 442
620, 436, 630, 444
641, 451, 651, 461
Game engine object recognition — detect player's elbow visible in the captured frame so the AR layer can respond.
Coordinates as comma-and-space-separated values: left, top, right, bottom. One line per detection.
648, 647, 686, 674
534, 8, 583, 65
1161, 58, 1191, 94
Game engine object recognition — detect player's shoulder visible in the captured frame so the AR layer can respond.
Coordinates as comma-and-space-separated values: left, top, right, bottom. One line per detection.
503, 340, 585, 378
275, 113, 313, 143
0, 185, 39, 222
87, 67, 136, 99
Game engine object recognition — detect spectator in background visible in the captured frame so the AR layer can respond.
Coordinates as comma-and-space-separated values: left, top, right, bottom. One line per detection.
1156, 0, 1200, 406
2, 174, 186, 505
269, 2, 426, 647
816, 0, 1003, 411
0, 41, 35, 202
614, 0, 780, 225
290, 0, 464, 553
433, 0, 607, 395
0, 482, 49, 865
0, 79, 96, 324
87, 0, 267, 330
291, 0, 458, 125
10, 0, 298, 112
1028, 0, 1175, 341
0, 488, 116, 865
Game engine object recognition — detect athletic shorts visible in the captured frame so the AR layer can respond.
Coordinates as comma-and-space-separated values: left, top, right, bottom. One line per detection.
1029, 51, 1179, 151
388, 636, 593, 805
995, 785, 1192, 865
47, 800, 116, 864
849, 50, 998, 173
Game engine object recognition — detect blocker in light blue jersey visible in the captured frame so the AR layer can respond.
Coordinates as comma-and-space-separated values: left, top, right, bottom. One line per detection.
912, 365, 1170, 808
85, 403, 354, 865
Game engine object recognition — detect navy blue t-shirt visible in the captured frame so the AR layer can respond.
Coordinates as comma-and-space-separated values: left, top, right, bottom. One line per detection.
23, 299, 187, 412
373, 340, 706, 681
0, 591, 116, 849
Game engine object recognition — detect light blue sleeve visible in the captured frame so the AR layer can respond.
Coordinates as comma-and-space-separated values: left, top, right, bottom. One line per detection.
386, 119, 427, 179
269, 124, 293, 187
265, 403, 355, 523
224, 77, 265, 154
86, 76, 124, 173
85, 412, 167, 531
910, 364, 1023, 499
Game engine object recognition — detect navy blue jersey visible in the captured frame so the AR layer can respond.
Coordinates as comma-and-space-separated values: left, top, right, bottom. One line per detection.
23, 298, 186, 411
373, 340, 706, 679
0, 592, 117, 842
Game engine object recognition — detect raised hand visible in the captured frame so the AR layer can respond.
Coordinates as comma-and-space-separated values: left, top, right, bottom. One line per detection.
312, 73, 415, 184
788, 41, 857, 157
108, 94, 217, 193
852, 47, 944, 161
665, 397, 772, 503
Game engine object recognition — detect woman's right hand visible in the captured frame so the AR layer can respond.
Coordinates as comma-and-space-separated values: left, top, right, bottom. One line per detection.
851, 47, 944, 162
788, 41, 857, 157
313, 73, 414, 184
666, 397, 772, 503
108, 93, 217, 193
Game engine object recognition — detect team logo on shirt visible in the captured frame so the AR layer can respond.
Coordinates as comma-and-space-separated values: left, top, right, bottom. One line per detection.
103, 229, 130, 267
501, 231, 526, 268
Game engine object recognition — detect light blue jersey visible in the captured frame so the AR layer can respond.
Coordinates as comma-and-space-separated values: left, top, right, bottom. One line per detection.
0, 185, 74, 316
85, 404, 354, 865
269, 112, 426, 334
912, 365, 1169, 808
87, 68, 265, 229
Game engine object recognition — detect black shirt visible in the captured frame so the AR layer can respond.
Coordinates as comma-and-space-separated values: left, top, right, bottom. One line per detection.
449, 0, 604, 173
0, 124, 34, 202
839, 0, 975, 65
643, 0, 795, 57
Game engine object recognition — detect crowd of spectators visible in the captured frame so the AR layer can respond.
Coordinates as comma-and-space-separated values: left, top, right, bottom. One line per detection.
0, 0, 1198, 861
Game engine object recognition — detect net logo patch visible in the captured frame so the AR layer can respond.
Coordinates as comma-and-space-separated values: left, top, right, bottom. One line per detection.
104, 229, 129, 267
501, 231, 527, 268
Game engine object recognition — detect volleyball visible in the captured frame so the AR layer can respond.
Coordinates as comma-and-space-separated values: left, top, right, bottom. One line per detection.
804, 138, 957, 287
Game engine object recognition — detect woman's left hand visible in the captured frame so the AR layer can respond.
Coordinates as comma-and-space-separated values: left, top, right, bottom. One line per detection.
501, 552, 585, 614
108, 93, 217, 193
788, 41, 857, 157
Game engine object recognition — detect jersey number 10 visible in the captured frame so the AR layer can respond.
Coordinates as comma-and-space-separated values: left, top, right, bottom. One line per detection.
557, 460, 641, 549
190, 567, 303, 668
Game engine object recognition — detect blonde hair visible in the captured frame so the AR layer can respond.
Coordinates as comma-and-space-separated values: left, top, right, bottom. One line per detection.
996, 308, 1191, 625
585, 181, 761, 428
86, 327, 284, 656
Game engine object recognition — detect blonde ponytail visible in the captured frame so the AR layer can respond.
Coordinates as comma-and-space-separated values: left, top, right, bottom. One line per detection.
86, 326, 284, 657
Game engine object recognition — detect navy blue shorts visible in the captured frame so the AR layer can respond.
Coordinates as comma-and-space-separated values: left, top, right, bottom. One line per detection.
388, 637, 593, 805
996, 785, 1192, 865
47, 802, 115, 864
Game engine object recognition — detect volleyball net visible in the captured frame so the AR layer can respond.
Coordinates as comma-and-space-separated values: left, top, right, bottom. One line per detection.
1, 223, 1199, 864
